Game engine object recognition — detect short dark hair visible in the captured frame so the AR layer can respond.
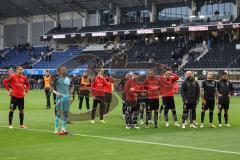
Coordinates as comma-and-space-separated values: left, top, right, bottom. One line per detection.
222, 71, 228, 76
133, 72, 140, 76
16, 66, 23, 70
57, 66, 67, 75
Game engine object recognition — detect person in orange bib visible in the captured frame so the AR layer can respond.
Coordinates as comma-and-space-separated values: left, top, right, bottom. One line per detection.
43, 70, 52, 109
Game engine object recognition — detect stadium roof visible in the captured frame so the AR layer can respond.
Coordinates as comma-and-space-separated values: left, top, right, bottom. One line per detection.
0, 0, 236, 19
0, 0, 184, 18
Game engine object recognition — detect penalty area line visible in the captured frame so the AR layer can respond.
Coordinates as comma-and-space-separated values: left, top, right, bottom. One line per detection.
1, 126, 240, 156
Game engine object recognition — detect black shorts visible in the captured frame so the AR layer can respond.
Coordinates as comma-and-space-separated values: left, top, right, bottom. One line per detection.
122, 92, 126, 101
79, 90, 90, 97
146, 98, 159, 110
202, 99, 215, 110
10, 96, 24, 110
183, 103, 196, 110
162, 96, 175, 109
105, 93, 112, 103
138, 98, 147, 105
218, 97, 230, 110
126, 100, 140, 112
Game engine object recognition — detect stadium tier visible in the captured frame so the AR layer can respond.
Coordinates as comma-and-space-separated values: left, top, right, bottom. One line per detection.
78, 20, 181, 32
0, 47, 48, 69
127, 39, 181, 64
33, 47, 82, 69
82, 51, 113, 66
185, 40, 240, 68
46, 27, 78, 35
43, 20, 181, 35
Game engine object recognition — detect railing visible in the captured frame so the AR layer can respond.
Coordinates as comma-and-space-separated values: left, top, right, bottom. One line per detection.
226, 53, 240, 68
32, 51, 53, 67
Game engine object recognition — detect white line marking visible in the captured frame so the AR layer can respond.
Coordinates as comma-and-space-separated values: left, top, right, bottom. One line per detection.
1, 126, 240, 156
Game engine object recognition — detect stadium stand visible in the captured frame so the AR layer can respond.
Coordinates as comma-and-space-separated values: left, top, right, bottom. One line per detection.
185, 39, 240, 68
82, 51, 112, 62
46, 27, 78, 35
33, 47, 82, 69
127, 38, 184, 65
43, 20, 181, 35
0, 46, 48, 69
77, 20, 180, 33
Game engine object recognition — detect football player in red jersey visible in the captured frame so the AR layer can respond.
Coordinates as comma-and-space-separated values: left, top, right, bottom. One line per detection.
91, 69, 108, 124
119, 73, 131, 118
159, 70, 180, 127
104, 73, 115, 116
124, 72, 145, 129
143, 70, 160, 128
3, 66, 30, 129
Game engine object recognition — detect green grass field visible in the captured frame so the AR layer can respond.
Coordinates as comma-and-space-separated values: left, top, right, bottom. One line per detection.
0, 89, 240, 160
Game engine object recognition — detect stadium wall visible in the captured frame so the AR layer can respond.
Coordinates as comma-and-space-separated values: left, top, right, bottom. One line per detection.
2, 11, 99, 47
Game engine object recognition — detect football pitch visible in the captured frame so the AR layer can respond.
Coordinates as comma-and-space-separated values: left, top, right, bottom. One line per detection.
0, 89, 240, 160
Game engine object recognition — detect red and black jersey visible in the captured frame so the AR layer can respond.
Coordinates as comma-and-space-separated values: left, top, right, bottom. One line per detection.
124, 79, 144, 101
143, 76, 160, 99
159, 74, 179, 97
3, 74, 30, 98
91, 76, 108, 97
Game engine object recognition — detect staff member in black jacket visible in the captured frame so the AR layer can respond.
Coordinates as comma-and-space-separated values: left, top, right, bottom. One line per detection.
181, 71, 200, 129
72, 74, 80, 101
217, 71, 234, 127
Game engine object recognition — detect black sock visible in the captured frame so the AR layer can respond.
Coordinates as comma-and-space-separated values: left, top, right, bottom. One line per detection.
91, 107, 97, 120
105, 103, 110, 114
140, 108, 144, 120
149, 111, 152, 121
100, 104, 105, 120
201, 112, 205, 123
159, 105, 164, 114
79, 97, 83, 110
189, 109, 193, 124
172, 110, 177, 122
19, 112, 24, 126
186, 111, 189, 122
146, 111, 150, 125
130, 112, 134, 125
218, 112, 222, 124
122, 103, 126, 115
125, 109, 130, 125
9, 111, 14, 125
154, 111, 158, 125
193, 109, 196, 122
182, 111, 186, 124
133, 112, 138, 125
209, 111, 213, 123
224, 113, 228, 124
182, 110, 188, 124
164, 109, 169, 122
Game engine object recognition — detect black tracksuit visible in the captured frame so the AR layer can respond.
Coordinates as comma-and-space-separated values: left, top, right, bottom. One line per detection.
72, 77, 80, 100
217, 79, 234, 124
181, 78, 200, 124
217, 79, 234, 110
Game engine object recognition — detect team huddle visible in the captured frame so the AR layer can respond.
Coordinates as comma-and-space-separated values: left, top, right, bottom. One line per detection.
2, 66, 234, 135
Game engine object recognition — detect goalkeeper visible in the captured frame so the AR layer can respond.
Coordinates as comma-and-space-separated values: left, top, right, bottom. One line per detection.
52, 66, 74, 135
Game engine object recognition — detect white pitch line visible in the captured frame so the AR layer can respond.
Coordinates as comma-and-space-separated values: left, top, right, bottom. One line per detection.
1, 126, 240, 156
